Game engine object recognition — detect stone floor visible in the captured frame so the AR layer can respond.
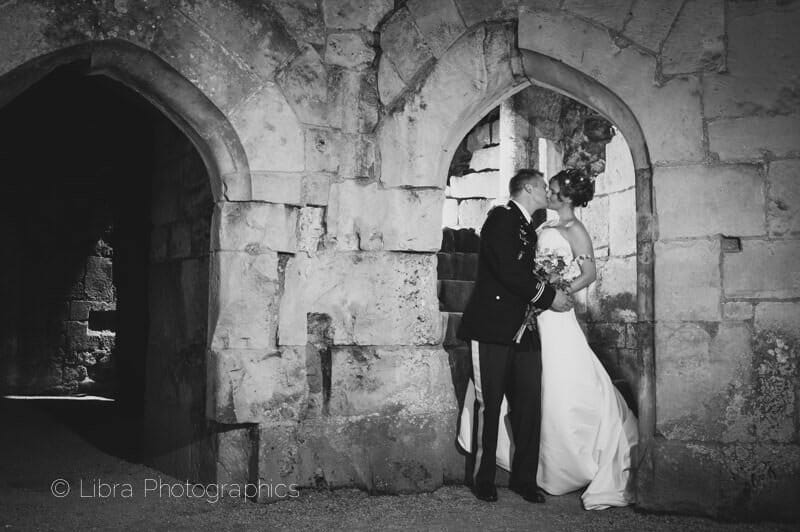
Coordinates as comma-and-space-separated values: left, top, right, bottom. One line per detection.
0, 398, 794, 532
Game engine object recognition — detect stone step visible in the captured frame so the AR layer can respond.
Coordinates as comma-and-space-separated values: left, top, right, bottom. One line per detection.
441, 311, 465, 347
438, 280, 474, 313
440, 227, 481, 253
437, 252, 478, 281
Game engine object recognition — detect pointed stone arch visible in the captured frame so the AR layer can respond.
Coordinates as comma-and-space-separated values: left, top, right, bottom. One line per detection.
377, 17, 656, 495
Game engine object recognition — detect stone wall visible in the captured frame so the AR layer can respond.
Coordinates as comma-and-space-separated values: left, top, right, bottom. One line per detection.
1, 0, 798, 519
143, 111, 216, 482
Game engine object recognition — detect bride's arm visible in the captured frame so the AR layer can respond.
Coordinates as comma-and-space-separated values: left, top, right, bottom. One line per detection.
564, 222, 596, 294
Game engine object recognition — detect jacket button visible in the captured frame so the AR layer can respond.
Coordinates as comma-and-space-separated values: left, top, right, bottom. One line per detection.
495, 296, 500, 300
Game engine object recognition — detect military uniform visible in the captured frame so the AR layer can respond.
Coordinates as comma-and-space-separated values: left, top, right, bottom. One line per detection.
457, 201, 555, 493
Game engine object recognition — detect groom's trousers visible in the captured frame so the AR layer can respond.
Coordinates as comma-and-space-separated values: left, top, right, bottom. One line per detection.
470, 333, 543, 488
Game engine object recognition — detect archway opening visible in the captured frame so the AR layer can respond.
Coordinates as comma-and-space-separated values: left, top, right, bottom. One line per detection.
0, 61, 215, 478
439, 84, 640, 420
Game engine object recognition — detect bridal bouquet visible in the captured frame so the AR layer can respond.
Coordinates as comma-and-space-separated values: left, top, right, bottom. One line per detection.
513, 249, 580, 343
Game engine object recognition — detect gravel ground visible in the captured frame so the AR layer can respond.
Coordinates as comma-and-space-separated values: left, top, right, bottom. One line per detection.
0, 400, 794, 532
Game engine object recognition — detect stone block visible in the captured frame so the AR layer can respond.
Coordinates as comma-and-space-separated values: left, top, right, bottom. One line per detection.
453, 0, 507, 27
283, 411, 463, 492
407, 0, 466, 58
437, 280, 474, 313
278, 252, 441, 346
519, 10, 658, 113
152, 11, 260, 114
661, 0, 724, 75
329, 347, 456, 416
634, 76, 705, 165
230, 83, 305, 173
754, 301, 800, 336
448, 172, 500, 199
702, 2, 800, 118
654, 164, 766, 239
209, 251, 281, 351
622, 0, 683, 52
655, 322, 752, 441
655, 239, 722, 321
0, 2, 54, 79
767, 160, 800, 236
302, 173, 332, 206
380, 8, 434, 84
70, 301, 91, 322
304, 128, 345, 174
640, 439, 723, 517
457, 198, 493, 230
84, 257, 114, 302
608, 188, 636, 257
271, 0, 325, 46
334, 68, 380, 134
275, 46, 330, 128
563, 0, 632, 31
709, 115, 800, 161
578, 195, 609, 249
210, 347, 308, 424
437, 252, 479, 281
724, 239, 800, 299
213, 202, 298, 254
595, 129, 635, 195
251, 172, 303, 205
466, 123, 493, 152
723, 301, 754, 322
215, 426, 255, 488
328, 181, 441, 251
297, 207, 325, 255
469, 146, 500, 171
322, 0, 393, 31
382, 188, 443, 251
442, 197, 459, 227
324, 33, 375, 69
326, 180, 382, 251
176, 0, 298, 81
720, 443, 800, 522
585, 256, 637, 323
377, 57, 406, 107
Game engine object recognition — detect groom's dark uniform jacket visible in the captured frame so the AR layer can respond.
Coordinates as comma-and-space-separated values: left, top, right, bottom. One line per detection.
458, 202, 555, 344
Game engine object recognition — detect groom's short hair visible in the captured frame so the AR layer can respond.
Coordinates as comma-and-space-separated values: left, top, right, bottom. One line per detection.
509, 169, 543, 197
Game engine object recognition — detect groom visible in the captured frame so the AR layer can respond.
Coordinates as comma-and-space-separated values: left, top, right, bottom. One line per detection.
457, 169, 572, 503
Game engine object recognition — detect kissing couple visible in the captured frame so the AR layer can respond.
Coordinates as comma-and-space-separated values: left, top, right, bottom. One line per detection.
456, 168, 638, 510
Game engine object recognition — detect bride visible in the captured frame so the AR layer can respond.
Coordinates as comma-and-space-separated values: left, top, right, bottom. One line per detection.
458, 168, 638, 510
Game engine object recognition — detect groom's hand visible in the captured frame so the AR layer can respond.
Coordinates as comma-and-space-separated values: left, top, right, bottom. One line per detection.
550, 289, 573, 312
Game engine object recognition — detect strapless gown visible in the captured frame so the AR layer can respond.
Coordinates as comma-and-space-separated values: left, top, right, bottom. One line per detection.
458, 225, 638, 510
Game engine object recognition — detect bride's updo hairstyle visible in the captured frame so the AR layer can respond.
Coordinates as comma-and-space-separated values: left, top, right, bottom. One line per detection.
552, 168, 595, 208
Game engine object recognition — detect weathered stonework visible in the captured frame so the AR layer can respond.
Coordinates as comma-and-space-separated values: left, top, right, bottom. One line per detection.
655, 239, 722, 321
2, 0, 799, 517
660, 0, 725, 75
278, 252, 441, 346
654, 164, 766, 239
723, 240, 800, 299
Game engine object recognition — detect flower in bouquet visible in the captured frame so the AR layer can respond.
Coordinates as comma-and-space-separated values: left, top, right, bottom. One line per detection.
513, 249, 581, 343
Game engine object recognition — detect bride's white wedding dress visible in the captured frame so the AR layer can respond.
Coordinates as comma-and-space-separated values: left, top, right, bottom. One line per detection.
458, 222, 638, 510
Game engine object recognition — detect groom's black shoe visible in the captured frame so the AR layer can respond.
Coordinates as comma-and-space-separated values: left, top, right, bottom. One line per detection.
509, 482, 546, 503
473, 482, 498, 502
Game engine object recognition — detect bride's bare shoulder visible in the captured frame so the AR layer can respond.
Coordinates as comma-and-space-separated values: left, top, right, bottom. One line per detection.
562, 219, 593, 249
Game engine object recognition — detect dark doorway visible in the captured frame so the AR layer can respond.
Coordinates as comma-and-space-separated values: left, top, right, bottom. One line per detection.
0, 61, 214, 472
